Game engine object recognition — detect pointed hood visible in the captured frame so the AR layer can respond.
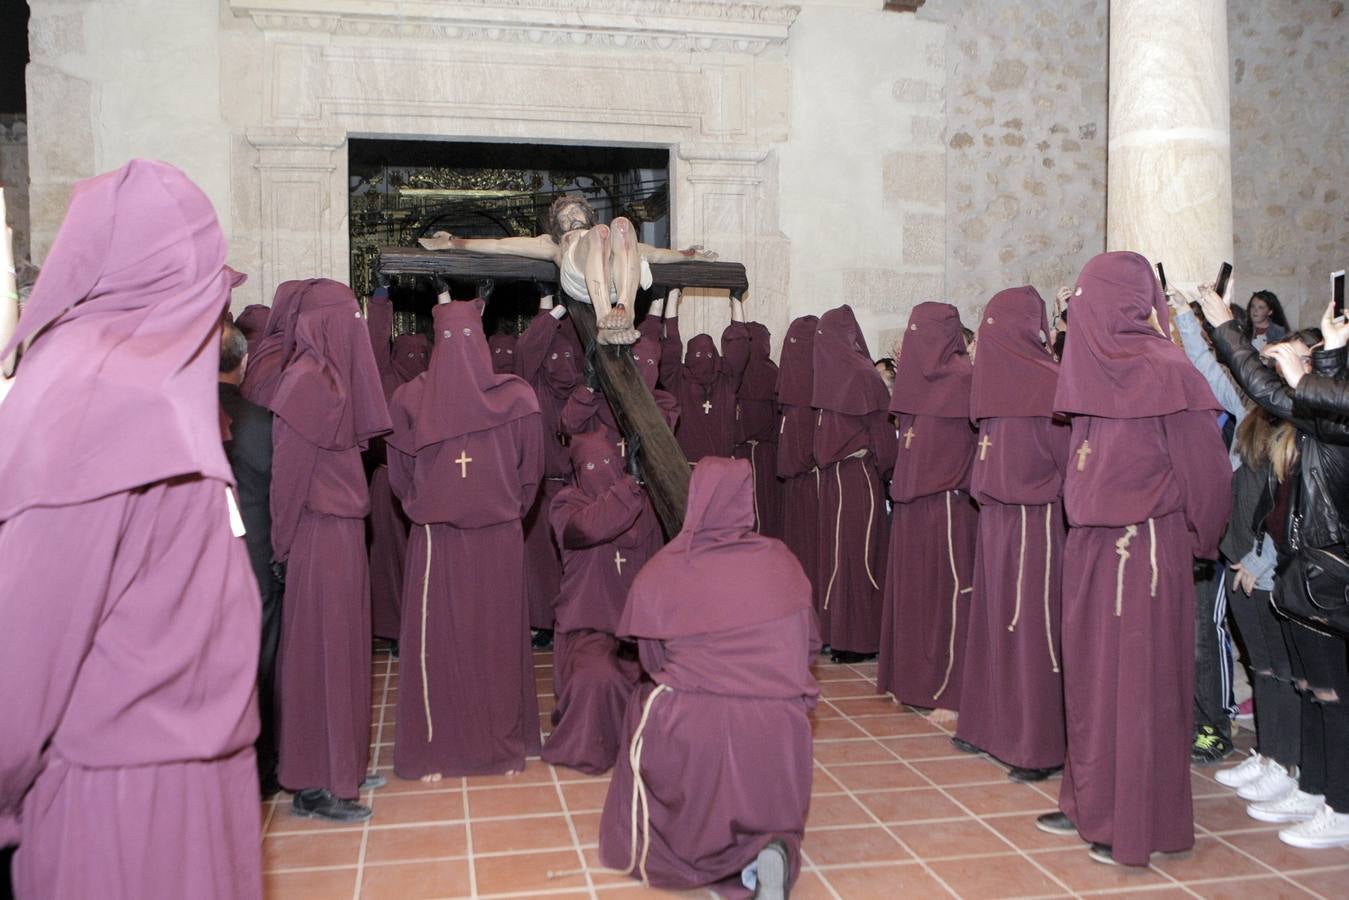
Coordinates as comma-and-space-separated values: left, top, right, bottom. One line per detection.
366, 286, 400, 401
776, 315, 817, 408
812, 305, 889, 416
685, 333, 720, 385
891, 301, 972, 418
569, 429, 625, 497
738, 321, 778, 401
971, 286, 1058, 421
1053, 251, 1220, 419
392, 332, 431, 383
239, 280, 307, 406
235, 303, 271, 354
488, 332, 517, 374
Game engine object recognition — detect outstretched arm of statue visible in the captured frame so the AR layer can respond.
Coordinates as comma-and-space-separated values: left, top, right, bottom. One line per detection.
638, 242, 718, 263
417, 231, 558, 261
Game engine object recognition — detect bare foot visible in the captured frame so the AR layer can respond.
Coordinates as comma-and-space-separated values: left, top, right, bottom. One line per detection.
927, 707, 959, 725
420, 773, 443, 784
596, 306, 640, 346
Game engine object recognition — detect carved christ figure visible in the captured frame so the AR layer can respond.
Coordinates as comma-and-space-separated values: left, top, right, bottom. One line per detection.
418, 194, 716, 345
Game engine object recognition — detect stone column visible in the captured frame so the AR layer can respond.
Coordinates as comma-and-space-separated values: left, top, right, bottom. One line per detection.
1106, 0, 1233, 288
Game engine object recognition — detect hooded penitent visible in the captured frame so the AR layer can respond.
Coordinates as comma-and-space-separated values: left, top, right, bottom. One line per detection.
890, 301, 972, 419
239, 280, 306, 407
235, 303, 271, 356
775, 314, 823, 613
488, 332, 517, 375
392, 332, 431, 384
366, 287, 400, 401
732, 322, 782, 537
661, 316, 749, 463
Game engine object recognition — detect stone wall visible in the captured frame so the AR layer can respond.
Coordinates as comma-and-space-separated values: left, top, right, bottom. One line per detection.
926, 0, 1108, 330
1229, 1, 1349, 327
0, 114, 28, 262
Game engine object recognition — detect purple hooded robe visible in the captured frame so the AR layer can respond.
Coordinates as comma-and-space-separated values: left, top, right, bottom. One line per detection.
660, 317, 751, 462
561, 316, 680, 452
269, 280, 393, 800
542, 431, 663, 774
387, 301, 545, 777
775, 316, 823, 614
598, 459, 820, 898
0, 160, 263, 900
954, 287, 1071, 770
365, 287, 410, 642
1051, 252, 1231, 865
733, 322, 783, 538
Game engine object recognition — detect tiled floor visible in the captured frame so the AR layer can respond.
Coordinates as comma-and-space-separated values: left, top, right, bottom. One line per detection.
261, 648, 1349, 898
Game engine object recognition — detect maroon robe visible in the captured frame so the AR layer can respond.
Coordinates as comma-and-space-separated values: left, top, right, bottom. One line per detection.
660, 317, 750, 462
776, 316, 823, 614
1053, 252, 1231, 866
957, 287, 1071, 769
0, 160, 262, 899
518, 310, 581, 631
560, 318, 680, 451
879, 302, 977, 708
270, 280, 393, 800
812, 306, 896, 655
599, 459, 819, 897
734, 322, 783, 537
239, 280, 306, 407
388, 300, 544, 777
392, 333, 430, 383
543, 432, 663, 774
365, 288, 409, 642
236, 303, 271, 356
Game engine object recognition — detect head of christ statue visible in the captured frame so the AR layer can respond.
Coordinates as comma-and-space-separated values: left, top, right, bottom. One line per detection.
547, 194, 598, 244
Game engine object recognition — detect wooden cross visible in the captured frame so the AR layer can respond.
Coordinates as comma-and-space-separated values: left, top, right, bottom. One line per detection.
702, 399, 713, 415
902, 427, 916, 449
1075, 440, 1092, 472
978, 435, 993, 461
455, 450, 472, 478
614, 550, 626, 574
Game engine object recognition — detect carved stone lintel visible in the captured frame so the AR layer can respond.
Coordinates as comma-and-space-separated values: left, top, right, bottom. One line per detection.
883, 0, 926, 11
229, 0, 799, 55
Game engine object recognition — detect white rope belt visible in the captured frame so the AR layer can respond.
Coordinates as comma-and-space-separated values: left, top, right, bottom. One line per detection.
1113, 518, 1157, 617
626, 684, 671, 885
746, 440, 760, 530
933, 490, 964, 701
420, 523, 434, 741
1008, 505, 1028, 632
1043, 504, 1060, 673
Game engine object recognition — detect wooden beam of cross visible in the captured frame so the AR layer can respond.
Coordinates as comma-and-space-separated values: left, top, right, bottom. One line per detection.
376, 246, 750, 535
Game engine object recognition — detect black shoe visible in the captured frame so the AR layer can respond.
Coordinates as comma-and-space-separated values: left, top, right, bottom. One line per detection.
531, 629, 554, 651
752, 838, 790, 900
1087, 842, 1117, 866
291, 788, 372, 823
360, 772, 387, 791
389, 640, 400, 660
1035, 812, 1078, 837
1009, 765, 1063, 783
950, 736, 982, 755
829, 650, 877, 664
1190, 724, 1234, 765
259, 775, 282, 800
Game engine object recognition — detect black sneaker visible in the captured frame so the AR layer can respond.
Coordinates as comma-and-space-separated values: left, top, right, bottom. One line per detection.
531, 629, 554, 650
360, 772, 387, 791
1087, 843, 1117, 866
1035, 811, 1078, 837
950, 736, 982, 755
1009, 765, 1063, 783
752, 838, 789, 900
829, 650, 877, 664
292, 788, 372, 823
1191, 725, 1234, 765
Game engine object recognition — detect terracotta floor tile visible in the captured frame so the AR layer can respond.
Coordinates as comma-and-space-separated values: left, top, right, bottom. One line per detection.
809, 703, 844, 720
582, 845, 643, 887
265, 810, 366, 836
560, 778, 613, 812
472, 814, 577, 854
361, 858, 472, 899
945, 782, 1058, 816
820, 861, 954, 896
829, 695, 902, 716
467, 783, 565, 818
473, 848, 589, 895
1028, 846, 1170, 892
784, 870, 835, 900
982, 810, 1088, 851
855, 713, 944, 737
880, 733, 971, 761
1150, 835, 1273, 880
909, 756, 1009, 786
372, 790, 466, 825
804, 792, 874, 827
824, 760, 926, 792
819, 678, 879, 697
591, 885, 700, 897
571, 810, 602, 846
811, 738, 895, 765
1192, 771, 1233, 798
812, 662, 869, 682
376, 773, 464, 796
262, 831, 364, 871
889, 818, 1015, 859
1290, 867, 1349, 896
363, 823, 467, 863
553, 766, 611, 783
262, 868, 358, 899
1217, 829, 1349, 873
463, 764, 554, 788
801, 825, 912, 864
927, 852, 1069, 898
1193, 794, 1275, 834
1183, 875, 1318, 899
856, 787, 967, 824
811, 717, 867, 739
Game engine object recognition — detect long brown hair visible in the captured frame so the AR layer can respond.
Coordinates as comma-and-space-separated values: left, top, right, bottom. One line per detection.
1234, 408, 1298, 482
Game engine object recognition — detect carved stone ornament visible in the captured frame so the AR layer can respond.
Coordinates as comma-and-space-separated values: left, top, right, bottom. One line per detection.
228, 0, 800, 55
882, 0, 926, 11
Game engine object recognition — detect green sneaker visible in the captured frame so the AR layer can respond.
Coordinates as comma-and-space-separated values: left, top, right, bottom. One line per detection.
1191, 724, 1234, 765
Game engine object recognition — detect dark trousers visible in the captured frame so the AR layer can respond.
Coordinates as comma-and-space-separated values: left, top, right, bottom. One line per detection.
256, 574, 284, 790
1194, 562, 1235, 737
1226, 583, 1300, 768
1284, 621, 1349, 810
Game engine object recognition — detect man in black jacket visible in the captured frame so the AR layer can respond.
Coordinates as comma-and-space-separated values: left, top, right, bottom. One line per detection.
219, 320, 284, 797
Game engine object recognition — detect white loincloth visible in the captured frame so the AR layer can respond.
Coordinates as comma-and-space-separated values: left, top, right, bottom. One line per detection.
559, 237, 653, 305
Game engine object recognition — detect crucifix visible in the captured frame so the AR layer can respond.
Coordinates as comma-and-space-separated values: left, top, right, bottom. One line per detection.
455, 450, 473, 478
614, 550, 626, 574
617, 437, 627, 457
902, 427, 916, 450
1075, 440, 1092, 472
702, 399, 713, 415
977, 435, 993, 461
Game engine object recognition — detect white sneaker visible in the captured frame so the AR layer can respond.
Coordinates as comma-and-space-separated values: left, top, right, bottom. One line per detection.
1248, 789, 1325, 823
1215, 752, 1266, 788
1237, 761, 1298, 802
1278, 804, 1349, 849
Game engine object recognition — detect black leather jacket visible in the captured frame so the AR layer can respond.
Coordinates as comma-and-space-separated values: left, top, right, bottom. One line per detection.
1210, 323, 1349, 551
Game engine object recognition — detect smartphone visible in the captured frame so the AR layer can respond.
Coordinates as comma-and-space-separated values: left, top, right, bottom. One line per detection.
1214, 261, 1233, 299
1334, 270, 1346, 319
1156, 262, 1168, 291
